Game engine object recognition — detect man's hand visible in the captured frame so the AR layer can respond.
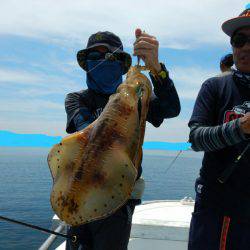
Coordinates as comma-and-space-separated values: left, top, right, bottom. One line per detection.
133, 28, 161, 73
240, 112, 250, 134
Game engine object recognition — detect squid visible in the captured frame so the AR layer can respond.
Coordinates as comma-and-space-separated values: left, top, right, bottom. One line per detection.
47, 66, 152, 226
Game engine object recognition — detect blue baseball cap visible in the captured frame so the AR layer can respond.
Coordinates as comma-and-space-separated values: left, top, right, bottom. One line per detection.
220, 53, 234, 67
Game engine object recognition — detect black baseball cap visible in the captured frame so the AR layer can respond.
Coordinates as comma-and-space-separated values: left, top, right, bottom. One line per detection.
222, 4, 250, 37
77, 31, 132, 74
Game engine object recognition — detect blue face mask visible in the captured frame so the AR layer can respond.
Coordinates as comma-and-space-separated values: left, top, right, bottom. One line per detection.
86, 60, 123, 94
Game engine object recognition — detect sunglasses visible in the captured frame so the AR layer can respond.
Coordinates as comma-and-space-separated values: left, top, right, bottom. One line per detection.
86, 51, 124, 61
230, 33, 250, 48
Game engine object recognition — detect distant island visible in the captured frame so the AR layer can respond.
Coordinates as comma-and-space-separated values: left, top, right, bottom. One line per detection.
0, 130, 191, 150
0, 130, 61, 147
143, 141, 190, 150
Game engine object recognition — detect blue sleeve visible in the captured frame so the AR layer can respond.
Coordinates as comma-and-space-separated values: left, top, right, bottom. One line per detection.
65, 92, 92, 133
188, 79, 248, 152
189, 120, 247, 152
73, 108, 92, 131
188, 79, 218, 127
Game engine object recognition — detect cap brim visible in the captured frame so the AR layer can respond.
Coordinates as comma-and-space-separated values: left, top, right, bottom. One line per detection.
222, 16, 250, 36
79, 43, 124, 55
77, 43, 131, 74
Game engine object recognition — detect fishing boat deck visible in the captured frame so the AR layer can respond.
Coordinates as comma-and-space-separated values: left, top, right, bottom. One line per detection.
51, 198, 194, 250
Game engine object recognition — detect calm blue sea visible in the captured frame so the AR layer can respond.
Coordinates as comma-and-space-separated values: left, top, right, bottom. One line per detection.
0, 147, 202, 250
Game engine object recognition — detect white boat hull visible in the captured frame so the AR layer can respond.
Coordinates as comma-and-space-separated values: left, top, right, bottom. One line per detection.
51, 199, 194, 250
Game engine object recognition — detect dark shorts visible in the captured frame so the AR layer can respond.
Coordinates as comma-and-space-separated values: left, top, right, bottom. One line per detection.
66, 200, 137, 250
188, 178, 250, 250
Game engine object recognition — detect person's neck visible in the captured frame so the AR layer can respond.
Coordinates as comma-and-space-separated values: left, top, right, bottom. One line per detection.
237, 69, 250, 75
89, 88, 111, 97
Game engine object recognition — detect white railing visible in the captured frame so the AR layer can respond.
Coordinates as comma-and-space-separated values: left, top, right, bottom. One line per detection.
38, 223, 66, 250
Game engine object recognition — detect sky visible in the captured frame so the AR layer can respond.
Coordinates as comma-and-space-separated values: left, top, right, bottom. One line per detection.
0, 0, 248, 143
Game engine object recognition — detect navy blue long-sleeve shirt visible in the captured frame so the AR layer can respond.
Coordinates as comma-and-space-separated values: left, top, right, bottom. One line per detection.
188, 72, 250, 218
65, 65, 180, 133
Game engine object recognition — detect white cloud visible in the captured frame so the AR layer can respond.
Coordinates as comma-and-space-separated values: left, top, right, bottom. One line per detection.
0, 68, 83, 95
0, 99, 63, 113
0, 119, 66, 136
0, 69, 42, 85
145, 118, 190, 142
0, 66, 214, 138
170, 66, 218, 100
0, 0, 247, 48
1, 117, 190, 140
0, 68, 81, 131
1, 0, 246, 138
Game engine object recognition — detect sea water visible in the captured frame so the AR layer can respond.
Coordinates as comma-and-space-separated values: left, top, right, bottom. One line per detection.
0, 147, 202, 249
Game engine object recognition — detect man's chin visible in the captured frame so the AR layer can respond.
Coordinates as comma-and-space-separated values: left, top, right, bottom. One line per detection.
237, 64, 250, 73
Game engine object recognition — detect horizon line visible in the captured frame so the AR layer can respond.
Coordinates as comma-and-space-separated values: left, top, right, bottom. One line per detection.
0, 130, 191, 150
